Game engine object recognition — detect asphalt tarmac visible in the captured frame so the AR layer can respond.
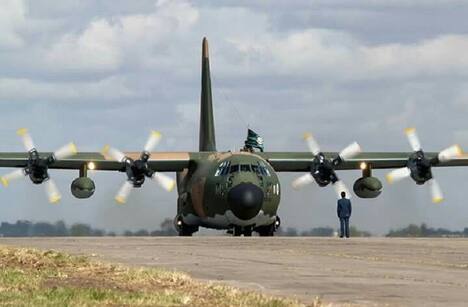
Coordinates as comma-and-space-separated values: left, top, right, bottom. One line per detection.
1, 237, 468, 306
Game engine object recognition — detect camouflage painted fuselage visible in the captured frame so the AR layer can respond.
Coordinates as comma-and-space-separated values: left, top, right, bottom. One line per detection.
176, 152, 280, 230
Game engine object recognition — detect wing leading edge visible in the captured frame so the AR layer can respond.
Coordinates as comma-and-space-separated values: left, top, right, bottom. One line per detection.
0, 152, 194, 171
259, 152, 468, 172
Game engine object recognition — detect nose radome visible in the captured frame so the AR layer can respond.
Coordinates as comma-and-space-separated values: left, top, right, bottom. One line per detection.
227, 183, 263, 220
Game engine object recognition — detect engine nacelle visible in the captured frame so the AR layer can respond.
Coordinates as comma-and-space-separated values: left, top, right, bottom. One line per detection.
353, 177, 382, 198
71, 177, 95, 199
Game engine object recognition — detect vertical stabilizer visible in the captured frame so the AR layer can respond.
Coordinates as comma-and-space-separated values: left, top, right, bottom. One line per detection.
199, 37, 216, 152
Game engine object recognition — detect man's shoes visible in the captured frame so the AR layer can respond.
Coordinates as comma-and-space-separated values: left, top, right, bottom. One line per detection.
339, 236, 344, 238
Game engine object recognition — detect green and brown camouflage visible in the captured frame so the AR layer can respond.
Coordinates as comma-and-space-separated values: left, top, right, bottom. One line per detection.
176, 151, 280, 235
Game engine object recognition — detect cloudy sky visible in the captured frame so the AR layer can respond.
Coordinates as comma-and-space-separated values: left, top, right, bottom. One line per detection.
1, 0, 468, 234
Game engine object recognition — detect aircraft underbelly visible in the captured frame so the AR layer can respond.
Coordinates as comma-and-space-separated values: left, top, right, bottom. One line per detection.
183, 209, 276, 229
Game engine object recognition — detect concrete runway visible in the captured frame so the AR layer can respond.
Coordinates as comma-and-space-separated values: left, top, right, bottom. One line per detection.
1, 237, 468, 306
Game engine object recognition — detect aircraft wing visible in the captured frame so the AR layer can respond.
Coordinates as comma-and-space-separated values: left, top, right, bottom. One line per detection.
0, 152, 192, 171
259, 152, 468, 171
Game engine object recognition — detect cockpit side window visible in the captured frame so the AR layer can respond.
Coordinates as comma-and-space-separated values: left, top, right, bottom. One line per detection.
251, 165, 259, 174
259, 162, 271, 176
221, 161, 231, 175
215, 161, 231, 176
214, 162, 225, 176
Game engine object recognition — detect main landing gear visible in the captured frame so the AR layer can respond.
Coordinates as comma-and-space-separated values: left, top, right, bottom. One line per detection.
175, 217, 199, 236
255, 216, 281, 237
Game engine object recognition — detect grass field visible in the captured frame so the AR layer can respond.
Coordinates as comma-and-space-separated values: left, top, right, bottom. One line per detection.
0, 245, 313, 306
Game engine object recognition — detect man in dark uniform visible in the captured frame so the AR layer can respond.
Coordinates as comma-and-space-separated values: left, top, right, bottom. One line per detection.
337, 191, 352, 238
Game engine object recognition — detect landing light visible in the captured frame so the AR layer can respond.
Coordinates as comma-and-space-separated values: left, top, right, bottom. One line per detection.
360, 162, 367, 170
87, 162, 96, 170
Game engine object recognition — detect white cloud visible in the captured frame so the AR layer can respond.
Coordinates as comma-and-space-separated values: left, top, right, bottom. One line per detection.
0, 76, 135, 101
46, 19, 121, 72
0, 0, 26, 49
45, 0, 199, 73
226, 30, 468, 80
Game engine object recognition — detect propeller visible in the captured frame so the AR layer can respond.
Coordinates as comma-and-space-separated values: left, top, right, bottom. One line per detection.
102, 131, 176, 204
0, 128, 78, 204
386, 128, 462, 203
292, 133, 361, 198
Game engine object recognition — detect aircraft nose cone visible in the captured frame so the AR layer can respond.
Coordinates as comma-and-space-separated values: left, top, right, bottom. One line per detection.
227, 183, 263, 220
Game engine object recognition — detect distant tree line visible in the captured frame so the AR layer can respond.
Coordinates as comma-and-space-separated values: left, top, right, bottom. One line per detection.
0, 219, 177, 237
386, 223, 468, 237
277, 223, 468, 237
1, 220, 466, 237
276, 226, 372, 237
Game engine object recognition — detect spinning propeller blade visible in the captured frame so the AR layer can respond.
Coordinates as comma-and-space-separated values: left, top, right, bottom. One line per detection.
45, 179, 61, 204
387, 128, 463, 203
115, 181, 133, 204
1, 169, 26, 187
54, 142, 78, 160
106, 130, 175, 204
386, 167, 411, 184
292, 133, 360, 198
303, 133, 321, 155
339, 142, 361, 160
17, 128, 35, 151
151, 172, 176, 192
144, 130, 162, 153
1, 129, 78, 204
405, 127, 421, 152
102, 145, 126, 162
438, 144, 462, 162
291, 173, 314, 190
429, 178, 443, 204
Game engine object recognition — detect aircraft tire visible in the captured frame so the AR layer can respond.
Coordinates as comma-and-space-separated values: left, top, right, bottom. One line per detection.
177, 222, 198, 236
233, 226, 243, 236
255, 225, 275, 236
232, 226, 253, 236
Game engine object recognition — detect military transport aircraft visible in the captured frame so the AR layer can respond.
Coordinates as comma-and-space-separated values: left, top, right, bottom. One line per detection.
0, 38, 467, 236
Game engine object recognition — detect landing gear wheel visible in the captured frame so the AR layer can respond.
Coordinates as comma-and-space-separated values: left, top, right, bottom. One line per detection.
233, 226, 242, 236
232, 226, 253, 237
256, 225, 275, 236
179, 228, 194, 236
243, 227, 253, 237
175, 218, 198, 237
255, 216, 281, 237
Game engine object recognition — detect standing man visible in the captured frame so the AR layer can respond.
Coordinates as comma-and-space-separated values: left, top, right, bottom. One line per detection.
337, 191, 352, 238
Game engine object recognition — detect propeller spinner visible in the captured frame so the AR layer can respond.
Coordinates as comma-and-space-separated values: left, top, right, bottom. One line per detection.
102, 131, 175, 204
0, 128, 77, 203
386, 128, 462, 203
292, 133, 362, 198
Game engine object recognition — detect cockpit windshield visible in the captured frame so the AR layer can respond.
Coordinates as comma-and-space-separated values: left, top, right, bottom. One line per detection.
215, 161, 270, 176
240, 164, 251, 172
230, 164, 239, 173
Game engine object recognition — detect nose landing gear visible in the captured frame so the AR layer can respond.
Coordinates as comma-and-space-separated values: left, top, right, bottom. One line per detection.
227, 226, 253, 236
